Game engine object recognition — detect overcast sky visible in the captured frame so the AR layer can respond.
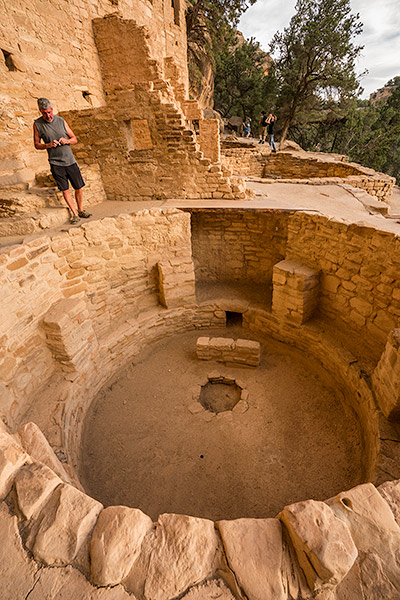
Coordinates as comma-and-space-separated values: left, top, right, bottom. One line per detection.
238, 0, 400, 98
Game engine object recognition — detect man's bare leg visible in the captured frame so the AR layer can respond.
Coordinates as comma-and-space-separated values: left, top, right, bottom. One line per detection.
62, 189, 79, 216
75, 187, 83, 213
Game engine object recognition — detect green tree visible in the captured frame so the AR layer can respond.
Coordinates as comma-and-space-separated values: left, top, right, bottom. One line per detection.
271, 0, 363, 143
186, 0, 256, 105
186, 0, 256, 37
348, 85, 400, 183
214, 33, 276, 121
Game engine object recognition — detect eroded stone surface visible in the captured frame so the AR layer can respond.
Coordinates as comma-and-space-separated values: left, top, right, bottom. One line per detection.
378, 479, 400, 527
0, 503, 38, 600
328, 483, 400, 596
0, 431, 29, 499
90, 505, 153, 586
27, 564, 132, 599
27, 483, 103, 565
280, 499, 357, 590
144, 513, 218, 600
181, 579, 236, 600
218, 517, 285, 600
17, 422, 72, 483
15, 462, 62, 520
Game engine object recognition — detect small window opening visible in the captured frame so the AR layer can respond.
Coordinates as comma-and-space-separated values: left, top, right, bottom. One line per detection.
124, 120, 134, 151
82, 91, 92, 105
2, 49, 17, 72
226, 311, 243, 327
171, 0, 180, 25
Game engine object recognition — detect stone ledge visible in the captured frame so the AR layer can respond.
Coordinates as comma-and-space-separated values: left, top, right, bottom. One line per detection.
196, 336, 260, 366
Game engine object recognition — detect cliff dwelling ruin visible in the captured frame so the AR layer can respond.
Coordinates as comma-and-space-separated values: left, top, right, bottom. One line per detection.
2, 0, 400, 599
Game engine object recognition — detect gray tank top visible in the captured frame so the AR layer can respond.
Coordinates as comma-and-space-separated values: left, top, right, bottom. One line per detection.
34, 115, 76, 166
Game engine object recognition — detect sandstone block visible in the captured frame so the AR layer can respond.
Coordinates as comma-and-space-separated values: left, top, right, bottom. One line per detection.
218, 518, 285, 600
144, 513, 218, 600
15, 462, 62, 520
0, 431, 29, 499
27, 564, 132, 599
0, 504, 37, 600
328, 482, 400, 537
181, 579, 236, 600
328, 483, 400, 596
17, 422, 71, 483
27, 483, 103, 565
280, 499, 357, 590
90, 505, 153, 586
378, 479, 400, 527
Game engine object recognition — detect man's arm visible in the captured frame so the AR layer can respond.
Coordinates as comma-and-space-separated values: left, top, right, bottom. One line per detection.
58, 121, 77, 146
33, 123, 59, 150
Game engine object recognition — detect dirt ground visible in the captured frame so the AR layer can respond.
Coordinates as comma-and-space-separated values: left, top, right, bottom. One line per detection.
79, 325, 363, 522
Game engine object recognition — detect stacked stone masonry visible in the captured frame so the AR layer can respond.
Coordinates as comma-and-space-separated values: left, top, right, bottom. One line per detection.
221, 145, 395, 202
272, 260, 320, 325
196, 336, 261, 366
0, 0, 188, 187
58, 15, 246, 202
190, 209, 400, 350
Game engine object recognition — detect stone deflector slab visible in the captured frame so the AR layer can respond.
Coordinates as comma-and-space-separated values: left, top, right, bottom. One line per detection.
90, 505, 153, 586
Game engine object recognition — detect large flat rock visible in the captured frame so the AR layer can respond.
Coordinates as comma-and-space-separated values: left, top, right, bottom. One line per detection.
27, 483, 103, 565
218, 517, 285, 600
15, 462, 62, 520
27, 564, 132, 599
144, 513, 219, 600
0, 503, 38, 600
280, 499, 357, 590
91, 505, 153, 586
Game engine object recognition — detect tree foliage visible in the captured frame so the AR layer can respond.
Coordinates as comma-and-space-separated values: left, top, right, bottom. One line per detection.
271, 0, 363, 142
214, 33, 276, 120
186, 0, 257, 107
186, 0, 256, 38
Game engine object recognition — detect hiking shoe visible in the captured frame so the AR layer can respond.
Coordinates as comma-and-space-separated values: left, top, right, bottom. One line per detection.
78, 210, 92, 218
70, 215, 80, 224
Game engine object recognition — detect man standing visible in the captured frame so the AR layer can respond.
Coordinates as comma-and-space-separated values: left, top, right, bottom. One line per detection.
258, 110, 268, 144
267, 114, 277, 153
33, 98, 91, 224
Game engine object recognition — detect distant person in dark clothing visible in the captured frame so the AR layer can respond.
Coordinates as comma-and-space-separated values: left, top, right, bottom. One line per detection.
243, 117, 251, 138
258, 111, 268, 143
33, 97, 92, 224
267, 114, 277, 152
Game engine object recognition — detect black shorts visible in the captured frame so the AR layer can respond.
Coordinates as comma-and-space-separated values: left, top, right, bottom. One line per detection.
50, 162, 85, 192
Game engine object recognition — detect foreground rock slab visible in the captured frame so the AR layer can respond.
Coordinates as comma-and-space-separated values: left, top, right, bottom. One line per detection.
15, 462, 62, 520
218, 517, 285, 600
0, 504, 38, 600
27, 483, 103, 565
144, 513, 219, 600
280, 499, 357, 590
91, 505, 153, 586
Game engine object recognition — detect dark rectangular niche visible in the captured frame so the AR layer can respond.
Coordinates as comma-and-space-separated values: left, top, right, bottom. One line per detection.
226, 311, 243, 327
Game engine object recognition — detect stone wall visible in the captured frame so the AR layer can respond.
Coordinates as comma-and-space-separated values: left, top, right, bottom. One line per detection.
221, 146, 395, 202
0, 208, 198, 428
0, 0, 188, 188
190, 209, 288, 284
221, 146, 271, 178
263, 152, 395, 201
62, 15, 246, 201
190, 209, 400, 352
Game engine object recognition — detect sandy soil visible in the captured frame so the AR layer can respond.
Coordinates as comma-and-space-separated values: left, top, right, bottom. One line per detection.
79, 325, 363, 521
